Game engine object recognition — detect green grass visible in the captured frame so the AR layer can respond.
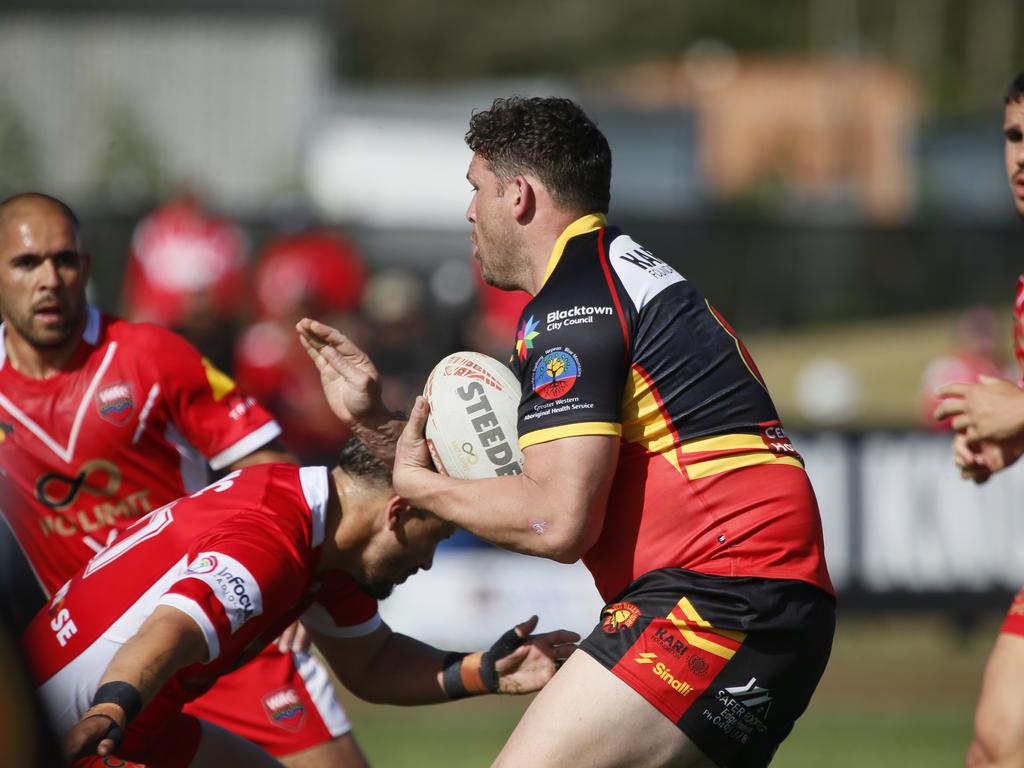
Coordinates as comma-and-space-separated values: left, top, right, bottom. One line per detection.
335, 614, 996, 766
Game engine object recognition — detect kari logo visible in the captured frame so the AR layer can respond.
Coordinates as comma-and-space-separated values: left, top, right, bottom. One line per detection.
532, 348, 580, 400
652, 625, 688, 659
601, 601, 641, 634
96, 382, 135, 426
186, 555, 219, 575
516, 316, 540, 361
262, 686, 307, 732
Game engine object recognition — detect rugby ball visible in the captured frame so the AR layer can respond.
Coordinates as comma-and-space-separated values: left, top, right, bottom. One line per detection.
423, 352, 524, 480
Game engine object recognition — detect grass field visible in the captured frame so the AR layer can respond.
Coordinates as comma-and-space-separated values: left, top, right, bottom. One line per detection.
335, 614, 997, 766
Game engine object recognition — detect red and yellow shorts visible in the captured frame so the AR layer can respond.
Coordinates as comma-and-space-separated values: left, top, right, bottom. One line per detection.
580, 568, 835, 768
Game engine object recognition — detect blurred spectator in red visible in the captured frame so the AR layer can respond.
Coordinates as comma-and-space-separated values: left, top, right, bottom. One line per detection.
121, 190, 248, 370
235, 226, 368, 463
463, 262, 531, 359
921, 307, 1005, 430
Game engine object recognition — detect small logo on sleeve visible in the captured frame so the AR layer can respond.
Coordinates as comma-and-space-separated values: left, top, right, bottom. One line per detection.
516, 316, 541, 361
532, 348, 580, 400
184, 552, 263, 632
601, 601, 641, 634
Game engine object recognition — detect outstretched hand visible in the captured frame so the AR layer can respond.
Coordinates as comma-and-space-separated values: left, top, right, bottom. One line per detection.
492, 615, 580, 695
296, 318, 387, 427
934, 376, 1024, 444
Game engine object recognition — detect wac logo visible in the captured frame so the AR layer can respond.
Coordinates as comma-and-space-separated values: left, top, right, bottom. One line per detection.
36, 458, 121, 509
262, 687, 306, 732
95, 382, 135, 426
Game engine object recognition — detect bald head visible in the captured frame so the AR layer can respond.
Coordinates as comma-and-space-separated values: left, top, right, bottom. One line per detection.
0, 193, 79, 242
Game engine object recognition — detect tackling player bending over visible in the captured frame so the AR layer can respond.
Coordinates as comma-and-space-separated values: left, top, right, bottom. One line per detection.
0, 193, 366, 767
23, 441, 577, 766
934, 72, 1024, 768
299, 96, 835, 768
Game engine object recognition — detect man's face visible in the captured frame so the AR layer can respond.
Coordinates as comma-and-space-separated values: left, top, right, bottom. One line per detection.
465, 154, 524, 291
1004, 99, 1024, 218
0, 206, 88, 349
357, 507, 455, 600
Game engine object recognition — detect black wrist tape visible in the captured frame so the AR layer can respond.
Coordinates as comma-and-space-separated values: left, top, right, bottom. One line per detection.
92, 681, 143, 724
441, 651, 470, 700
480, 626, 525, 693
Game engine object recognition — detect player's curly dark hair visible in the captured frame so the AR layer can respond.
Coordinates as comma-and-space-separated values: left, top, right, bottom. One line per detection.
465, 96, 612, 214
336, 437, 392, 486
1006, 72, 1024, 104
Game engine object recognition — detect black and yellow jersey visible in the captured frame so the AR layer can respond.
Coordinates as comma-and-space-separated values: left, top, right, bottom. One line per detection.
509, 215, 833, 601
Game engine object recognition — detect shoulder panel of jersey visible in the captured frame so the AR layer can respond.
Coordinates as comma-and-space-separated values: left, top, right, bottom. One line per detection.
513, 221, 630, 450
105, 316, 281, 469
604, 231, 803, 479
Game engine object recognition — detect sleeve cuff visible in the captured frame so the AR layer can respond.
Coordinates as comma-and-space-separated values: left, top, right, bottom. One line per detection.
519, 421, 621, 450
301, 603, 383, 638
159, 593, 221, 662
209, 420, 283, 470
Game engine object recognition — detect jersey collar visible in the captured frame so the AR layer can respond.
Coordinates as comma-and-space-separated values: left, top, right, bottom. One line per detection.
0, 305, 101, 371
539, 214, 606, 290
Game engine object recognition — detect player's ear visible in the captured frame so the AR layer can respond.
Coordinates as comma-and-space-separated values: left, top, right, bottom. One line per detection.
510, 175, 535, 222
384, 494, 410, 531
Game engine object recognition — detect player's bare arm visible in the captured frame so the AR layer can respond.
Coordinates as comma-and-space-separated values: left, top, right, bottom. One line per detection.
311, 616, 578, 705
296, 317, 405, 463
393, 396, 618, 562
63, 605, 207, 761
935, 376, 1024, 443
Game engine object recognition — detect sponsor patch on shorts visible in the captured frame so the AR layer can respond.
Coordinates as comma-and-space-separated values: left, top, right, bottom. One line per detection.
262, 686, 307, 732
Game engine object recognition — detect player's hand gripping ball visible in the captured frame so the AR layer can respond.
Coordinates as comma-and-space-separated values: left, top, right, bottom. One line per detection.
423, 352, 524, 480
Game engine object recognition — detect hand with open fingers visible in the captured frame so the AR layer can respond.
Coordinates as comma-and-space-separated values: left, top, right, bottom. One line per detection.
295, 317, 389, 428
934, 376, 1024, 443
276, 620, 311, 655
952, 431, 992, 484
492, 615, 581, 695
64, 711, 124, 761
393, 396, 439, 501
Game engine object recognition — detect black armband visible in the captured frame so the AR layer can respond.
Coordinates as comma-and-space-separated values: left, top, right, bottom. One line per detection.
91, 681, 143, 724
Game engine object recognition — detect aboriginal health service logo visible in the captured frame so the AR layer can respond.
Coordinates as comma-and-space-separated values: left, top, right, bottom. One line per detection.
602, 601, 641, 634
95, 382, 135, 426
532, 348, 580, 400
262, 686, 307, 732
516, 316, 540, 361
186, 554, 219, 575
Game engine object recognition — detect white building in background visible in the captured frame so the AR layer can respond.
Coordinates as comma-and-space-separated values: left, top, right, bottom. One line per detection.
0, 0, 331, 212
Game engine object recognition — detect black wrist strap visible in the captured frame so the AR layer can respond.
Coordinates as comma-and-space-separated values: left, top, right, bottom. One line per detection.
480, 626, 525, 693
441, 652, 470, 699
92, 681, 143, 724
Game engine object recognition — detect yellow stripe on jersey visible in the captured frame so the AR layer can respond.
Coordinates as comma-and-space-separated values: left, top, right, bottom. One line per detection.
621, 367, 681, 472
622, 379, 806, 480
519, 421, 621, 450
201, 357, 237, 402
539, 214, 607, 290
705, 299, 768, 394
675, 597, 747, 643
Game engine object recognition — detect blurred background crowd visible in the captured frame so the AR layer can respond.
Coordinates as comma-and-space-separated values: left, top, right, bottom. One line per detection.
3, 1, 1024, 763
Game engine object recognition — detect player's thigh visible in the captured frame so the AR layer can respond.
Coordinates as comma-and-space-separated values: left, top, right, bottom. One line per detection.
972, 632, 1024, 761
495, 650, 715, 768
192, 718, 286, 768
279, 732, 368, 768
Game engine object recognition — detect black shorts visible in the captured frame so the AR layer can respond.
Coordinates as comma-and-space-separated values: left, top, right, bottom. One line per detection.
579, 568, 835, 768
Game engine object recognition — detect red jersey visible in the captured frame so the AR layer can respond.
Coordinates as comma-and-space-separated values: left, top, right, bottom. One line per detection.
0, 307, 281, 594
509, 216, 833, 601
23, 464, 379, 739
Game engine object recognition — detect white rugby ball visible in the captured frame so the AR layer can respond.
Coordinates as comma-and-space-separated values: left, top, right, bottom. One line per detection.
423, 351, 524, 480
